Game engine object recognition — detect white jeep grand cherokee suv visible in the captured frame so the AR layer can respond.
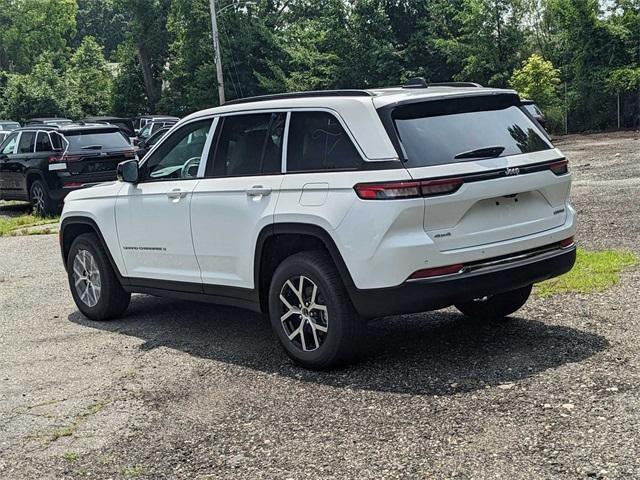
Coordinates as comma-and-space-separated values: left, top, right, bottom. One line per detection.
60, 81, 576, 369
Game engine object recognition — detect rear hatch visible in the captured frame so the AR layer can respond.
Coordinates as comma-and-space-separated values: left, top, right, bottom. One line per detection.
383, 92, 570, 251
60, 128, 135, 184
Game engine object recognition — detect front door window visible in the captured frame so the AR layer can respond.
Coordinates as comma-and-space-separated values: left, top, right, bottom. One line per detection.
143, 120, 213, 181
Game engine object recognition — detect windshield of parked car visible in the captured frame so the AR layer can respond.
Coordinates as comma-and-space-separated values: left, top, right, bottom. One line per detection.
0, 122, 20, 130
64, 131, 131, 151
391, 96, 552, 167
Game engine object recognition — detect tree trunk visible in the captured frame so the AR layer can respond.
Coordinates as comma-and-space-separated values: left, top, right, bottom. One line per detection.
137, 44, 159, 108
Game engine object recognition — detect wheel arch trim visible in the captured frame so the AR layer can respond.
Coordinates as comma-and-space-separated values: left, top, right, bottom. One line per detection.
60, 216, 127, 284
254, 222, 356, 311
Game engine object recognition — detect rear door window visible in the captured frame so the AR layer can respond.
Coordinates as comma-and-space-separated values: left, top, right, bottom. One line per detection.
35, 132, 53, 152
17, 131, 36, 153
209, 113, 286, 177
391, 97, 552, 167
286, 112, 362, 172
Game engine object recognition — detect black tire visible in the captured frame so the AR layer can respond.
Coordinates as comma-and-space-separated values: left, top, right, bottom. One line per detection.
268, 251, 365, 370
67, 233, 130, 321
30, 179, 59, 217
455, 284, 532, 320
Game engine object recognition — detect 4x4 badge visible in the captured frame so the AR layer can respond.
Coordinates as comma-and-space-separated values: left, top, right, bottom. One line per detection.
505, 167, 520, 176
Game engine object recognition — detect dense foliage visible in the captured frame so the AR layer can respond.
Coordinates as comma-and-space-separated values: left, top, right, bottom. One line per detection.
0, 0, 638, 132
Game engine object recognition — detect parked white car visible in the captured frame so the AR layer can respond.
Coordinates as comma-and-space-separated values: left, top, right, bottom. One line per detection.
60, 80, 576, 369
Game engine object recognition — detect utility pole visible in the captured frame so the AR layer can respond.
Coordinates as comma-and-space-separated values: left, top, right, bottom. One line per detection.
208, 0, 225, 105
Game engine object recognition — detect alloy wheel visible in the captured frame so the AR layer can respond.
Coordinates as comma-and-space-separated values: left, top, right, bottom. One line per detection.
279, 276, 329, 352
31, 184, 45, 215
72, 249, 102, 308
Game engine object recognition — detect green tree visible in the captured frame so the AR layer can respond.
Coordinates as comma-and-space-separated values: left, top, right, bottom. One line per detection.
0, 0, 77, 73
75, 0, 127, 58
0, 55, 79, 121
66, 37, 113, 116
510, 54, 561, 107
115, 0, 171, 110
336, 0, 402, 88
454, 0, 529, 86
111, 42, 150, 117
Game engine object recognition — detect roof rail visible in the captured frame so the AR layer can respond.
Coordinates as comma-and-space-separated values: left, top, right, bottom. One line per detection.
428, 82, 483, 88
402, 78, 483, 89
224, 89, 374, 106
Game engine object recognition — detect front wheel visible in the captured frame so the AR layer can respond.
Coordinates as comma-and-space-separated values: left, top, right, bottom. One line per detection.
268, 251, 365, 370
455, 284, 532, 321
67, 233, 130, 321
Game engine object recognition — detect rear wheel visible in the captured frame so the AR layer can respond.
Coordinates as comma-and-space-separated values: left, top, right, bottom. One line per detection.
268, 251, 365, 370
455, 284, 532, 321
29, 179, 59, 217
67, 233, 130, 321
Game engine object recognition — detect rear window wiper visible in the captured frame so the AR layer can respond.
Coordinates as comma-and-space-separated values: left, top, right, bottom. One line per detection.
81, 144, 103, 150
454, 145, 505, 160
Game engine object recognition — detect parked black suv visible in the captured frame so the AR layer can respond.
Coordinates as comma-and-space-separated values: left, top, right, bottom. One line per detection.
135, 126, 171, 159
0, 125, 136, 215
82, 116, 135, 139
133, 115, 179, 134
136, 116, 179, 139
521, 100, 547, 129
0, 120, 20, 131
24, 118, 74, 127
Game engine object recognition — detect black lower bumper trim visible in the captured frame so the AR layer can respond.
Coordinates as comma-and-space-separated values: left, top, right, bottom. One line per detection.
348, 246, 576, 318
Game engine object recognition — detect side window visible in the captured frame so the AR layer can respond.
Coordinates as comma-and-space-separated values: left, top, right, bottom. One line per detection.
286, 112, 362, 172
35, 132, 53, 152
50, 132, 64, 150
17, 131, 36, 154
1, 132, 19, 154
143, 119, 212, 181
209, 112, 285, 177
139, 123, 152, 138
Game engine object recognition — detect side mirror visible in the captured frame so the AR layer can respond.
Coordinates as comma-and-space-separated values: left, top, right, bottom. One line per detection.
117, 159, 139, 183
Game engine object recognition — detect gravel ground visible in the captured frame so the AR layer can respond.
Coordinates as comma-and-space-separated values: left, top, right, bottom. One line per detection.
1, 131, 639, 479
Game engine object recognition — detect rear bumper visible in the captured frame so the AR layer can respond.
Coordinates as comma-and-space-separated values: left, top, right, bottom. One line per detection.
49, 171, 118, 202
348, 244, 576, 318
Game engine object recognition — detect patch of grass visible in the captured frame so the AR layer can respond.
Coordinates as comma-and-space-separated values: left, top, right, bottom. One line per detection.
47, 402, 106, 443
50, 425, 76, 441
0, 214, 59, 237
63, 452, 79, 463
536, 249, 637, 297
122, 465, 144, 478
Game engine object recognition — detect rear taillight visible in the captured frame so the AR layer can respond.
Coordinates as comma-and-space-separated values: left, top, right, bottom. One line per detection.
354, 181, 421, 200
420, 177, 464, 197
48, 154, 81, 163
549, 159, 569, 175
354, 178, 463, 200
409, 263, 464, 280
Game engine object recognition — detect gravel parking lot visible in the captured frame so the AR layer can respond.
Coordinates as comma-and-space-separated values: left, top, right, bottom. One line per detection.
1, 131, 639, 479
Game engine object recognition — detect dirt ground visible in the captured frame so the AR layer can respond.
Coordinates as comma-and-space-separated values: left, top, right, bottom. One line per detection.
1, 131, 639, 479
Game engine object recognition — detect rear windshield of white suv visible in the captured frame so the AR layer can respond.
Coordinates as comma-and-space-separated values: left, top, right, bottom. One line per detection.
392, 97, 552, 167
64, 131, 131, 151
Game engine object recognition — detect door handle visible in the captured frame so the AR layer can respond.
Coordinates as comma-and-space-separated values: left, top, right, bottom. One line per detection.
167, 188, 187, 200
246, 185, 272, 197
